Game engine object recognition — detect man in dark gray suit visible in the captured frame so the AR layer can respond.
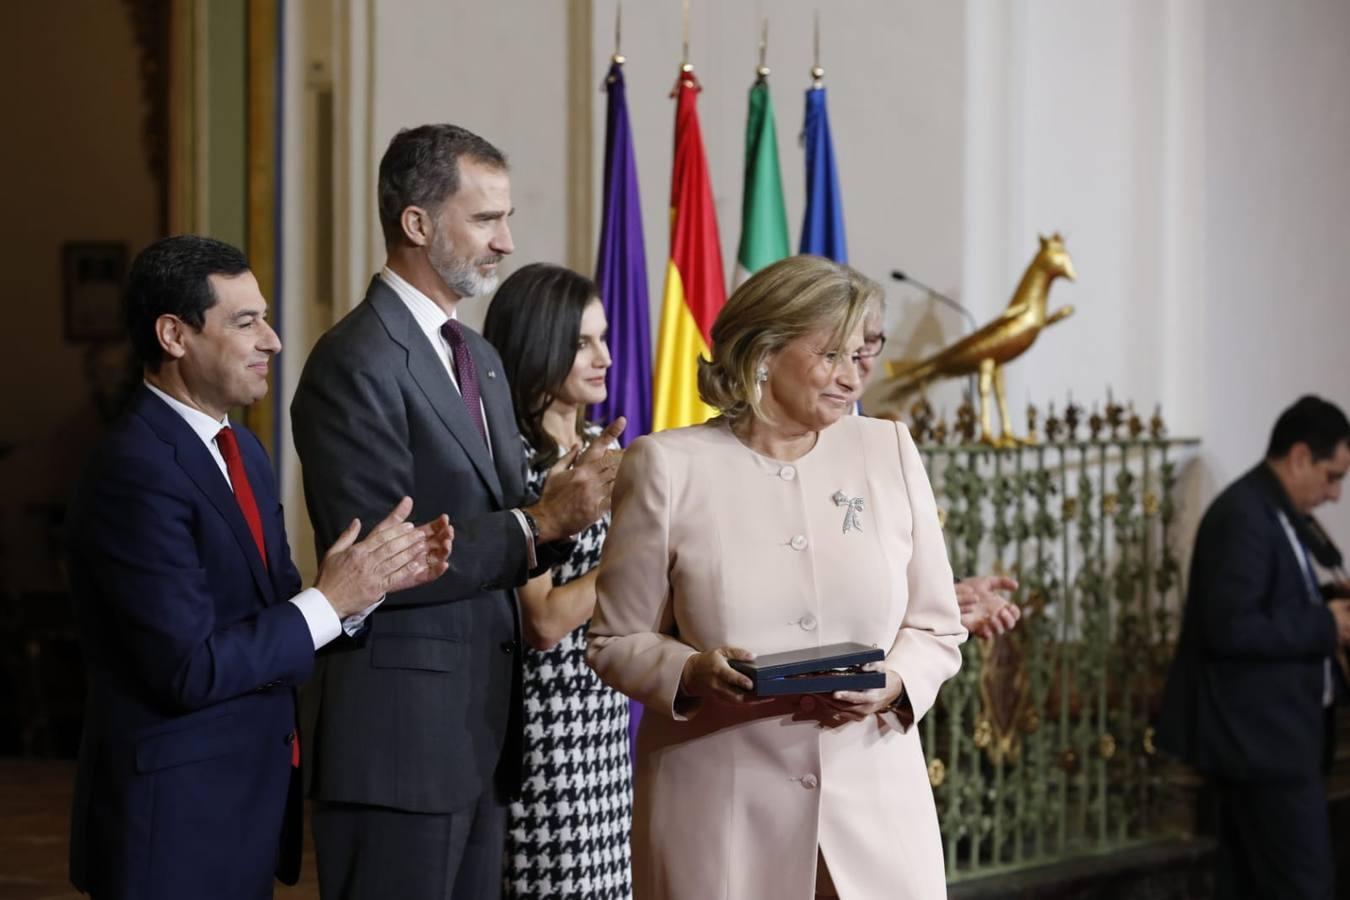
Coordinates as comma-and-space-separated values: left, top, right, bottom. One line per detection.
291, 124, 622, 900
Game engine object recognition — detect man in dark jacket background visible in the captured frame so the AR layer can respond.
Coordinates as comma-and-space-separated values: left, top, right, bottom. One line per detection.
1158, 394, 1350, 899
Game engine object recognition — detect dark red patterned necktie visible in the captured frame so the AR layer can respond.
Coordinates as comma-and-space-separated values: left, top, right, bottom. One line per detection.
440, 319, 489, 447
215, 427, 269, 570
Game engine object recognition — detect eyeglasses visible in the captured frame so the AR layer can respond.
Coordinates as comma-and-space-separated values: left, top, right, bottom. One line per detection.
859, 333, 887, 359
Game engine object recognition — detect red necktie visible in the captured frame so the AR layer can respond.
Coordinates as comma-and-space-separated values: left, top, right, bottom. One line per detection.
218, 427, 295, 766
216, 427, 269, 571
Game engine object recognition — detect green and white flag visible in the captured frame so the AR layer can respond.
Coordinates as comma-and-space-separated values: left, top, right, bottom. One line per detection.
734, 75, 790, 287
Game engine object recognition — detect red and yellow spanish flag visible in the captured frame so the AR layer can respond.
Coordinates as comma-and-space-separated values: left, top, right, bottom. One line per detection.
652, 67, 726, 432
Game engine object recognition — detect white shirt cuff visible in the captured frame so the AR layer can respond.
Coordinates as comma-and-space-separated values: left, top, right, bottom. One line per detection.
510, 508, 538, 570
341, 596, 385, 636
290, 588, 342, 650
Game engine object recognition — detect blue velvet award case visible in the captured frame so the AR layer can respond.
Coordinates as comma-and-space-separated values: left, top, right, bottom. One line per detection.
728, 641, 886, 696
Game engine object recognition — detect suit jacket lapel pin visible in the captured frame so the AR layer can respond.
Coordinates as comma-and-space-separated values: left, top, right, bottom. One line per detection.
831, 490, 864, 534
486, 369, 497, 379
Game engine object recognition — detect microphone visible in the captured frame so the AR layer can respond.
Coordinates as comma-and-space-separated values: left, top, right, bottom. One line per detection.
891, 270, 978, 334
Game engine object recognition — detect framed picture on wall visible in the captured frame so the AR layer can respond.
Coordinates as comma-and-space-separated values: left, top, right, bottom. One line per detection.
63, 242, 128, 342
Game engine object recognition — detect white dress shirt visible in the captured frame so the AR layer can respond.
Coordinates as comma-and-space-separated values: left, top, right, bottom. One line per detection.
1277, 509, 1335, 708
144, 381, 342, 650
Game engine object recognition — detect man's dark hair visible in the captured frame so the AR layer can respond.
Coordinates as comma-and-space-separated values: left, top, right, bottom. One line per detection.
125, 235, 251, 372
1266, 395, 1350, 461
377, 124, 508, 246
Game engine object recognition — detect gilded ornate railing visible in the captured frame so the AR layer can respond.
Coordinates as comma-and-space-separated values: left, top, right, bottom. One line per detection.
919, 437, 1200, 879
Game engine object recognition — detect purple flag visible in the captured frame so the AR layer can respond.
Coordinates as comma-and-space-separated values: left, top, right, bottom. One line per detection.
593, 60, 652, 447
593, 59, 651, 752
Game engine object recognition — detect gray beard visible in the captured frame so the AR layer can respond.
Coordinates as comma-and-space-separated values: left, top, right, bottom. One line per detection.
438, 264, 498, 299
427, 225, 500, 298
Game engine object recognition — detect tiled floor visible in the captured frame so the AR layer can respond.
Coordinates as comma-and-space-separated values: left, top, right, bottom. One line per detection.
0, 760, 320, 900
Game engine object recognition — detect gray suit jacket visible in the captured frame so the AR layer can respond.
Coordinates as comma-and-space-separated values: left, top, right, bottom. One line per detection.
291, 276, 536, 813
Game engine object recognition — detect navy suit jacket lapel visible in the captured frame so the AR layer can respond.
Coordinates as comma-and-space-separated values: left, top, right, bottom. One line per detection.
133, 388, 276, 603
366, 278, 505, 505
1248, 463, 1322, 603
237, 426, 287, 601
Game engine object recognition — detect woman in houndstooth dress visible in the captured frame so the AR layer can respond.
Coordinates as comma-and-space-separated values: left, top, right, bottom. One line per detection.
483, 263, 632, 900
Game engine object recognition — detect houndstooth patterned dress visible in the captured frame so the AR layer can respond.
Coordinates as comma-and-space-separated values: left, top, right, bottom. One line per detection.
505, 430, 633, 899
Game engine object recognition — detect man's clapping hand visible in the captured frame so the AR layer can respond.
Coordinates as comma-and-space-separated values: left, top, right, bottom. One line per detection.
316, 497, 454, 617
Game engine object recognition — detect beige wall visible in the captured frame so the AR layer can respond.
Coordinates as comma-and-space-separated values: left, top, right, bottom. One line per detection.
963, 0, 1350, 542
1200, 0, 1350, 539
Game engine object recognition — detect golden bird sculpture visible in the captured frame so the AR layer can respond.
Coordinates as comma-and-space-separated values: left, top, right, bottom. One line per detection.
884, 234, 1077, 447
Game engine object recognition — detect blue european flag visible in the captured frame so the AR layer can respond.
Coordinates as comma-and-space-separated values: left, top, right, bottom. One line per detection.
799, 86, 847, 263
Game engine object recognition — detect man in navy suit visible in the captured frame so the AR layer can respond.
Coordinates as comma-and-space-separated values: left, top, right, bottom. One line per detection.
1157, 395, 1350, 899
66, 235, 454, 900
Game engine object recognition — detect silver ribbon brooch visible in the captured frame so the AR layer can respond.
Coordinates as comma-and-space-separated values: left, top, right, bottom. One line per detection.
831, 490, 864, 534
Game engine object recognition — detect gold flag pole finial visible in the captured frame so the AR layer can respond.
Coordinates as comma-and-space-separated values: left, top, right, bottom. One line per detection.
757, 18, 770, 79
811, 10, 824, 88
602, 0, 624, 89
681, 0, 693, 73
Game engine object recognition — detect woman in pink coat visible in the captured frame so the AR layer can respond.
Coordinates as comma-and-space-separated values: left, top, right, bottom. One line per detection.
587, 256, 966, 899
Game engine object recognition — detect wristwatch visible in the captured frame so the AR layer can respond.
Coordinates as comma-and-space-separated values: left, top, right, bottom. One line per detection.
519, 508, 542, 545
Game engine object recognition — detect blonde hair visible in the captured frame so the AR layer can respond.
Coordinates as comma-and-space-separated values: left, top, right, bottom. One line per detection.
696, 255, 881, 423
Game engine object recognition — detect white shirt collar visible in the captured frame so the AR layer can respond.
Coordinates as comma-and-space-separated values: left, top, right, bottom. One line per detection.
144, 380, 230, 448
380, 266, 457, 341
1275, 511, 1318, 588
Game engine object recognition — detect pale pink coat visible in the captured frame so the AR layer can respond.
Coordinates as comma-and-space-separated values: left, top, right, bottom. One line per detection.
588, 415, 966, 900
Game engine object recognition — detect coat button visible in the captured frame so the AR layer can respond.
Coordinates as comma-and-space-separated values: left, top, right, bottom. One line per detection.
779, 465, 797, 481
798, 614, 817, 631
284, 731, 296, 746
790, 535, 808, 551
801, 774, 819, 790
500, 642, 515, 654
